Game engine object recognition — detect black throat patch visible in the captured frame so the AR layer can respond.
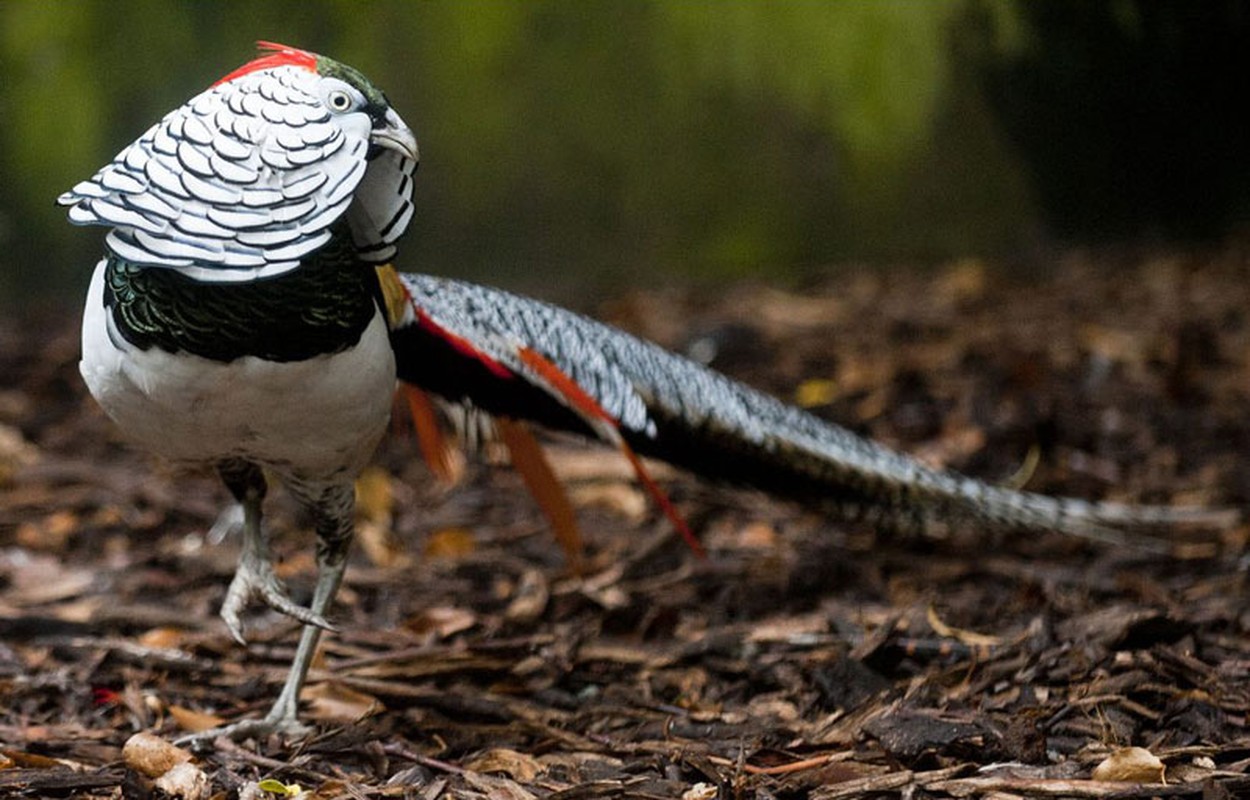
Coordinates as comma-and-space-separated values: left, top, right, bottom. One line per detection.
102, 234, 382, 363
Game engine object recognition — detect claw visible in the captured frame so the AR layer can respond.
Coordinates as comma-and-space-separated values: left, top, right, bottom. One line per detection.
220, 548, 336, 643
176, 709, 312, 748
198, 471, 352, 749
220, 486, 338, 642
185, 540, 349, 751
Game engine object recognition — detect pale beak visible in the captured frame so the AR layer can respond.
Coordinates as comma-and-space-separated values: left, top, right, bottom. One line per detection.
371, 107, 419, 162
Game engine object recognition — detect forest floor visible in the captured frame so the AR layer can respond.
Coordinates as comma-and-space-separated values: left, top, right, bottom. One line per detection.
1, 250, 1249, 799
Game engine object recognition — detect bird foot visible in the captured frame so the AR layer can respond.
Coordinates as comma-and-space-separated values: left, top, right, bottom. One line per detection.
175, 711, 312, 749
220, 555, 336, 644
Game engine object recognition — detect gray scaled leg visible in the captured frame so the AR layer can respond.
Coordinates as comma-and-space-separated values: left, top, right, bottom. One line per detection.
216, 461, 334, 644
181, 479, 356, 745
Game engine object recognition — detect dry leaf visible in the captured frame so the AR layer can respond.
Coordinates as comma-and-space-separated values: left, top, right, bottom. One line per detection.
138, 627, 187, 650
462, 771, 538, 800
581, 582, 629, 610
357, 519, 412, 569
747, 612, 829, 643
16, 510, 79, 551
926, 605, 1002, 648
795, 378, 839, 408
573, 564, 631, 610
537, 752, 626, 772
301, 681, 383, 723
403, 605, 477, 638
355, 467, 411, 567
424, 527, 477, 559
154, 761, 210, 800
355, 466, 393, 523
122, 732, 192, 779
746, 696, 800, 722
89, 505, 126, 527
464, 748, 544, 782
3, 553, 95, 606
1091, 746, 1165, 783
543, 448, 656, 482
167, 705, 225, 733
568, 483, 647, 522
1, 749, 67, 768
737, 521, 779, 549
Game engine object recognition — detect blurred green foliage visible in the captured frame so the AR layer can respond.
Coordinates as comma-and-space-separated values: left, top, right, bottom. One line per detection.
1, 1, 1246, 311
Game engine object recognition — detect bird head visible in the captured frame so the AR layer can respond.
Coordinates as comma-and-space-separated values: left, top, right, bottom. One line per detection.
60, 42, 420, 282
216, 42, 419, 164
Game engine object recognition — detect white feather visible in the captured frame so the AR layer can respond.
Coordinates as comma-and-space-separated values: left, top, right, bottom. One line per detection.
347, 149, 416, 261
79, 259, 396, 477
59, 66, 398, 283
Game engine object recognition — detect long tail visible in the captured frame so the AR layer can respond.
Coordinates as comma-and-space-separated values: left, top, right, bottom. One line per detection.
380, 269, 1238, 544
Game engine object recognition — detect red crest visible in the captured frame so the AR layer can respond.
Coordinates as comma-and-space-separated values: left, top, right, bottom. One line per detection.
213, 41, 318, 86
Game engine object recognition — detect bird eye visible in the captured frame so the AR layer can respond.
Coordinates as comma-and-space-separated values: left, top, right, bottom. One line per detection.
328, 90, 353, 112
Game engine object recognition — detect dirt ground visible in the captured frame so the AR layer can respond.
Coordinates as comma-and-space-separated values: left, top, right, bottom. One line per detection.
2, 250, 1248, 798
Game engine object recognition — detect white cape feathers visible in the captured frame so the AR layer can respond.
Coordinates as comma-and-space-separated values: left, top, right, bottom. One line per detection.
347, 148, 416, 263
58, 65, 416, 282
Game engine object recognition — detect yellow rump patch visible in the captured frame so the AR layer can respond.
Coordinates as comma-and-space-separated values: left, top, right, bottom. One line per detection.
375, 264, 410, 329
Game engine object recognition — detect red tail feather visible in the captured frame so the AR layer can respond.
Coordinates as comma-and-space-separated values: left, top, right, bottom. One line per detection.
517, 346, 705, 557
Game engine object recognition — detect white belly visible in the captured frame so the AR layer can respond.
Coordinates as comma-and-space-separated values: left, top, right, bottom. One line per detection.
80, 259, 397, 480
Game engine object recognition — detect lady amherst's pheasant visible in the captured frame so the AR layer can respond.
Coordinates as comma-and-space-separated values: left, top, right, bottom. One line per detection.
60, 43, 1235, 742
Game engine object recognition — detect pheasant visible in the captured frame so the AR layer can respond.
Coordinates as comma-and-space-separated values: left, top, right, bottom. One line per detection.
60, 43, 1235, 742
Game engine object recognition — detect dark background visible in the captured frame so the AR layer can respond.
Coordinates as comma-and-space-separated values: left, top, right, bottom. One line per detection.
2, 0, 1248, 310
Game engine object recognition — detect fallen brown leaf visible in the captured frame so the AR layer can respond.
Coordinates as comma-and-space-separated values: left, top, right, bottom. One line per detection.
1091, 747, 1165, 784
167, 705, 225, 734
464, 748, 544, 782
121, 732, 192, 779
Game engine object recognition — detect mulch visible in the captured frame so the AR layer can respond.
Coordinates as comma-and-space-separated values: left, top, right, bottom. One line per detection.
2, 249, 1248, 798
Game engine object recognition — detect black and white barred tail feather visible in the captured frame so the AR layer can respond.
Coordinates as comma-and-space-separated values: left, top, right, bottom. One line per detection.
388, 273, 1238, 546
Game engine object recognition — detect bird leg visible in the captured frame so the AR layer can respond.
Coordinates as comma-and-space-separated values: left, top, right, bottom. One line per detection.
180, 481, 355, 745
216, 462, 334, 643
249, 534, 347, 734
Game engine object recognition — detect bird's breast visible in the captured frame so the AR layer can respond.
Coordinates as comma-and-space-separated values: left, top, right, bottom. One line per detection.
81, 258, 396, 478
